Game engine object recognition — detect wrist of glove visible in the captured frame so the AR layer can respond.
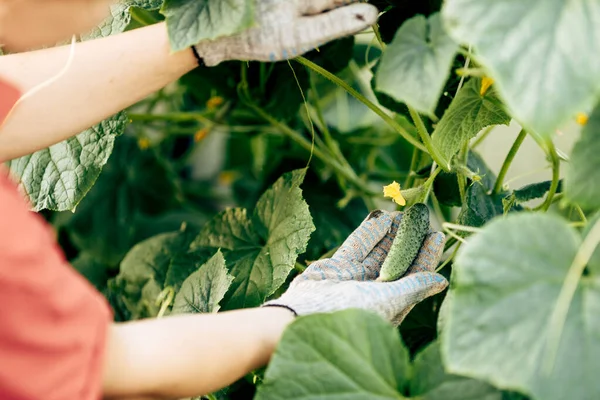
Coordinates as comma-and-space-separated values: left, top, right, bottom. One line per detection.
191, 0, 378, 66
262, 209, 448, 326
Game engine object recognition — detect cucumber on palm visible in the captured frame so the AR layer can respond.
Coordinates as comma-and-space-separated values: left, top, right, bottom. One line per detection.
377, 203, 430, 282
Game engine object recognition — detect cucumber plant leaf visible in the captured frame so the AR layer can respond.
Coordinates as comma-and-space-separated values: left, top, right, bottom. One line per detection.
171, 250, 233, 314
255, 309, 409, 400
111, 228, 196, 319
565, 103, 600, 210
161, 0, 255, 51
432, 78, 510, 163
255, 310, 504, 399
442, 213, 600, 400
15, 0, 157, 211
375, 0, 443, 44
458, 183, 504, 229
410, 341, 505, 400
374, 13, 458, 117
442, 0, 600, 136
82, 0, 163, 39
503, 179, 563, 213
191, 169, 315, 309
7, 112, 127, 212
109, 232, 192, 319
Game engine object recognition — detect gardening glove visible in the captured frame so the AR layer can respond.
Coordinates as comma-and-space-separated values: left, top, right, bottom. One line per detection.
192, 0, 379, 66
263, 210, 448, 326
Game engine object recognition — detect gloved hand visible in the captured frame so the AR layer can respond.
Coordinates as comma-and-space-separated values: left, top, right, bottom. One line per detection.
263, 209, 448, 326
193, 0, 379, 66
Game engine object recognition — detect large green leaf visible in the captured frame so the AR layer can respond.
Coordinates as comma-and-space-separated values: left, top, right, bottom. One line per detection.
458, 183, 504, 229
255, 310, 409, 400
255, 310, 504, 399
161, 0, 254, 51
565, 103, 600, 210
410, 342, 504, 400
191, 169, 315, 309
432, 78, 510, 164
442, 0, 600, 136
374, 13, 458, 116
111, 228, 195, 319
171, 250, 233, 314
7, 113, 127, 211
441, 213, 600, 400
7, 0, 161, 212
374, 0, 443, 44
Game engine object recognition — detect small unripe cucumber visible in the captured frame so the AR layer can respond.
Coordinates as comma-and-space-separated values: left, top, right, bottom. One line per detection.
377, 203, 430, 282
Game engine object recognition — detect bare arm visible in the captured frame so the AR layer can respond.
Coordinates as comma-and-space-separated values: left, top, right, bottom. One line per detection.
102, 307, 295, 399
0, 22, 196, 162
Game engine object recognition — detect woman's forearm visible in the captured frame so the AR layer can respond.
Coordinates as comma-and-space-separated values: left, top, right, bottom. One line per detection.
0, 22, 197, 162
102, 307, 295, 399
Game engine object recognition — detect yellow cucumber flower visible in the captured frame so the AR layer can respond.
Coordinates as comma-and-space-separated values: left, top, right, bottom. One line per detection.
206, 96, 224, 110
480, 77, 494, 96
383, 181, 406, 206
576, 112, 588, 126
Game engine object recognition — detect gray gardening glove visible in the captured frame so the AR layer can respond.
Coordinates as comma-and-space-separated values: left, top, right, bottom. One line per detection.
193, 0, 379, 66
263, 210, 448, 326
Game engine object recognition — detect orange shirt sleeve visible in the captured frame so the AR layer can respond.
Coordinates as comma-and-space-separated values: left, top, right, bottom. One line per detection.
0, 77, 112, 400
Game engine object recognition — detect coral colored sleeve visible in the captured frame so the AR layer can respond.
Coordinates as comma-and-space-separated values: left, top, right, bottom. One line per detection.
0, 79, 112, 400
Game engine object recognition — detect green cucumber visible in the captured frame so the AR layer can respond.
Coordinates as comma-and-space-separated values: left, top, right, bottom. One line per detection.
377, 203, 430, 282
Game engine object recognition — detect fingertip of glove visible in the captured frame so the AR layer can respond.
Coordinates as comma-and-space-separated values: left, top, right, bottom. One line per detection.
366, 209, 384, 220
346, 3, 379, 25
426, 231, 446, 250
408, 271, 448, 290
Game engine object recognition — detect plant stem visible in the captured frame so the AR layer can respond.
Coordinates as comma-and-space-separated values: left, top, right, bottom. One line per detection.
455, 43, 471, 194
130, 111, 264, 133
249, 103, 376, 196
294, 261, 306, 273
443, 222, 482, 234
472, 126, 495, 149
457, 172, 466, 204
407, 106, 450, 171
437, 241, 461, 272
308, 73, 347, 167
129, 111, 209, 123
421, 166, 442, 203
455, 45, 472, 96
372, 23, 386, 49
538, 139, 561, 211
492, 128, 527, 194
403, 147, 421, 189
130, 7, 159, 26
295, 56, 426, 152
444, 236, 457, 252
430, 191, 446, 225
544, 217, 600, 373
575, 205, 587, 223
457, 141, 470, 202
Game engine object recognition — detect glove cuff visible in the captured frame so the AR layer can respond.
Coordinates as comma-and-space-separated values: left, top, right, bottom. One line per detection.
190, 45, 207, 67
261, 303, 298, 317
192, 40, 229, 67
